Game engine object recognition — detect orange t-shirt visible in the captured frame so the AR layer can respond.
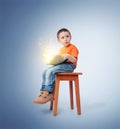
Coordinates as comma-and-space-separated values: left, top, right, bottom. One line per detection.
59, 43, 79, 67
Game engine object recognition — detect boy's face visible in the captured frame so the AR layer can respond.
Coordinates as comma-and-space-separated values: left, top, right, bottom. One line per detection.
58, 31, 71, 47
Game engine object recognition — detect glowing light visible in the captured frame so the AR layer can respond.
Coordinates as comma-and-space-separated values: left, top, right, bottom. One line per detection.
42, 53, 55, 64
38, 37, 61, 64
42, 45, 60, 64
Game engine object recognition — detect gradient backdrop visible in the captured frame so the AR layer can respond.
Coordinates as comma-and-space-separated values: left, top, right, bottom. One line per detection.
0, 0, 120, 129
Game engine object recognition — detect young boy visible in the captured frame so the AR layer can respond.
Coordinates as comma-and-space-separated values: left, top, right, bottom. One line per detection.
34, 28, 79, 104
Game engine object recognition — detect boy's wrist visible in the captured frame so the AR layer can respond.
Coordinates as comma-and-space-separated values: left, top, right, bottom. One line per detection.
65, 54, 70, 60
61, 54, 69, 60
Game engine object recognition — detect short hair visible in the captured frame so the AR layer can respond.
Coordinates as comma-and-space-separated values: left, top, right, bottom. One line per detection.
57, 28, 71, 39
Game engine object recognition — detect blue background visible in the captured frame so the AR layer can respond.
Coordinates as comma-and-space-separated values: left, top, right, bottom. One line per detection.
0, 0, 120, 129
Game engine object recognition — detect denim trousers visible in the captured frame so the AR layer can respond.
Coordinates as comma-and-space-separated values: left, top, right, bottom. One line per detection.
40, 63, 75, 92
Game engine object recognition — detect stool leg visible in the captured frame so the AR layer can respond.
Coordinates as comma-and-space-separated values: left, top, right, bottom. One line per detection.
53, 79, 60, 116
75, 76, 81, 115
69, 81, 74, 109
50, 87, 55, 110
50, 100, 53, 110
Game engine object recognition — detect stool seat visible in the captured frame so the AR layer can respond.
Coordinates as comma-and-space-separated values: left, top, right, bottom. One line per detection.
50, 72, 83, 116
56, 72, 82, 75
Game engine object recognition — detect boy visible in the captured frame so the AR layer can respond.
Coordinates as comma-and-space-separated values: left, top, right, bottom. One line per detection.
34, 28, 79, 104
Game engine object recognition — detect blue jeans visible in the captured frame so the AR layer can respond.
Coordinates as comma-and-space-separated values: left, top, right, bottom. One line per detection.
40, 63, 75, 92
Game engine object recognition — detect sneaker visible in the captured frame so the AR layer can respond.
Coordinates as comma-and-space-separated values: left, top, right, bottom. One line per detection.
33, 91, 53, 104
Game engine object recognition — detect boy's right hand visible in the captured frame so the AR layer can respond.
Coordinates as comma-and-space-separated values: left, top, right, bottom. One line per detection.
61, 54, 69, 60
61, 54, 76, 63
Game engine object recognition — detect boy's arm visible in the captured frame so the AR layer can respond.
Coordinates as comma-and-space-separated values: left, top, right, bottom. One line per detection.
61, 54, 77, 63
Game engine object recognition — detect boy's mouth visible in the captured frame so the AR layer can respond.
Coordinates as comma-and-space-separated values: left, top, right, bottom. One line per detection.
65, 42, 70, 46
65, 42, 69, 44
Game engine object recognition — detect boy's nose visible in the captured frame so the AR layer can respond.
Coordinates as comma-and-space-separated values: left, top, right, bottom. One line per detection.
65, 39, 67, 42
65, 37, 67, 41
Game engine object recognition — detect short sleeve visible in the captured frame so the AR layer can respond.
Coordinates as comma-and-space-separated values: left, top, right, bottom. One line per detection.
70, 46, 79, 59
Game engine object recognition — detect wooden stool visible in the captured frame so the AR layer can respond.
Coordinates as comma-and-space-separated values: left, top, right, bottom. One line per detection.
50, 72, 83, 116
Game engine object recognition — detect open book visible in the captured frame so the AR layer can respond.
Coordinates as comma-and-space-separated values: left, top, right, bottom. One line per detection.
47, 55, 66, 65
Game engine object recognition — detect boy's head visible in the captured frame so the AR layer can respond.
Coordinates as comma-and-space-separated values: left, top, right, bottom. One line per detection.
57, 28, 72, 47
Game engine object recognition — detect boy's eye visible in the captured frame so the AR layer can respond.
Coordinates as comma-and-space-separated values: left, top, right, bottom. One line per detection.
61, 36, 64, 39
66, 35, 70, 38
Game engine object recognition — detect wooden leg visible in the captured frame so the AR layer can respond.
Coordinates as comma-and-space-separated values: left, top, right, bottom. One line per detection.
74, 76, 81, 115
69, 81, 74, 109
50, 87, 55, 110
50, 100, 53, 110
53, 78, 60, 116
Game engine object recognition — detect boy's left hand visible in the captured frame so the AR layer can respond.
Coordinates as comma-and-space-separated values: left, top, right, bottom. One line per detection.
61, 54, 76, 63
61, 54, 70, 60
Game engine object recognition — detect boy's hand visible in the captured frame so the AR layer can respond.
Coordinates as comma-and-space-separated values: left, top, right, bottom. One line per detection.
61, 54, 77, 62
61, 54, 70, 60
